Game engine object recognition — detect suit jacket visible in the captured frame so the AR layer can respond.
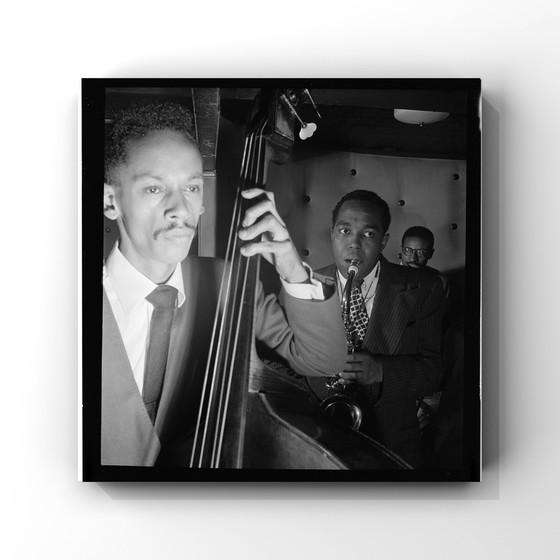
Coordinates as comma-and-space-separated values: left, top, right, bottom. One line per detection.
310, 256, 445, 466
101, 256, 347, 466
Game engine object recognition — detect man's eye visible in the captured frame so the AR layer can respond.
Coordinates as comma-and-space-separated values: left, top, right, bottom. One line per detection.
363, 231, 375, 238
146, 186, 161, 194
339, 228, 350, 235
184, 185, 200, 193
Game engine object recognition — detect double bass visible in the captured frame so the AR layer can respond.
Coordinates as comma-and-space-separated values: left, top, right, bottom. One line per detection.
183, 88, 411, 471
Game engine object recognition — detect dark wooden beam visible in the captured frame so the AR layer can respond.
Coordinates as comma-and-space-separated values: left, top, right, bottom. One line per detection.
220, 88, 467, 114
192, 88, 220, 173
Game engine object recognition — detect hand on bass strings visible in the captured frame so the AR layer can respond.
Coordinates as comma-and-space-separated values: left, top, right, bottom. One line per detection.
338, 350, 383, 386
238, 188, 308, 284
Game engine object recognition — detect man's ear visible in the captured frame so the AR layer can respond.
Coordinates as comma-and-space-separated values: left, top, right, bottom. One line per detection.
104, 184, 119, 220
381, 232, 390, 252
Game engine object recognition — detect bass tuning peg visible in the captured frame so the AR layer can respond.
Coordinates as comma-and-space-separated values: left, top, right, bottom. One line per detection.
303, 88, 322, 120
280, 93, 318, 140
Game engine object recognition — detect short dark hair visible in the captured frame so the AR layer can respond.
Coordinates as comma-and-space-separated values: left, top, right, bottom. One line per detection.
331, 190, 391, 234
402, 226, 434, 249
104, 102, 196, 184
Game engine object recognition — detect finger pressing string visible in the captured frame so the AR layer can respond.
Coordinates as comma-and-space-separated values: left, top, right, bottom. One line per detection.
240, 239, 292, 257
241, 200, 284, 228
241, 187, 274, 201
239, 214, 287, 242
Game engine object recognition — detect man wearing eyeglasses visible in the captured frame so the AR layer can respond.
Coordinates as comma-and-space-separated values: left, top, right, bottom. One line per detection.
399, 226, 435, 269
399, 226, 453, 462
399, 226, 449, 298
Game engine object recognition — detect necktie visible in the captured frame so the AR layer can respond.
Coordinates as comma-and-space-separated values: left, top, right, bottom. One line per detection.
348, 280, 369, 344
143, 285, 178, 423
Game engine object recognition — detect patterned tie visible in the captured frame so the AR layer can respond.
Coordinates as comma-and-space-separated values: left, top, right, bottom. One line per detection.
143, 285, 178, 424
348, 280, 369, 344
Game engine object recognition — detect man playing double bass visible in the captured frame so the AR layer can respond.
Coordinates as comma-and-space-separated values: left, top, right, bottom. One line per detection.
101, 102, 347, 467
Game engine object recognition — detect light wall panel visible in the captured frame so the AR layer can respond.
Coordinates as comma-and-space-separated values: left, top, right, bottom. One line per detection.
268, 151, 467, 275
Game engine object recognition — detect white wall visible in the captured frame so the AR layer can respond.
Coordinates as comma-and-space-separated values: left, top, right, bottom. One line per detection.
3, 2, 558, 559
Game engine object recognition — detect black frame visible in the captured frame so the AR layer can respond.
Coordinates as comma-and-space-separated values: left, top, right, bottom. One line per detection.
81, 78, 481, 482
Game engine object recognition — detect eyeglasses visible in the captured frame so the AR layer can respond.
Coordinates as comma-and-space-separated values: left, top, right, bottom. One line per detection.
401, 246, 431, 258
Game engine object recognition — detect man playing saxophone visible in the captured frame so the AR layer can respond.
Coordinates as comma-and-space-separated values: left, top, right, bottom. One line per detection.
308, 190, 446, 467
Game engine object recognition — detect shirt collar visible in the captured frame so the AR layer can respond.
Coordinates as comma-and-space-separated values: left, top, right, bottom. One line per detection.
105, 244, 186, 315
336, 260, 380, 294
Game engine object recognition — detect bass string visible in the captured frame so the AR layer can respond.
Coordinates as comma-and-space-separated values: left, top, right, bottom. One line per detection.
205, 130, 257, 467
189, 131, 252, 468
190, 115, 268, 467
210, 117, 267, 465
213, 119, 268, 465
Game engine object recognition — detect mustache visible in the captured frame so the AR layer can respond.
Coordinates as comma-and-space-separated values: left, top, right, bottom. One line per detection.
153, 222, 197, 240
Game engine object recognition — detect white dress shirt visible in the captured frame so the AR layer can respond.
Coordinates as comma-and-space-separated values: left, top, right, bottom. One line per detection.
335, 261, 381, 317
103, 245, 186, 394
103, 244, 325, 394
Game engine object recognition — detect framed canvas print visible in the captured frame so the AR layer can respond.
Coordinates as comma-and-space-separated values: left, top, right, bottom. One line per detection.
81, 79, 481, 482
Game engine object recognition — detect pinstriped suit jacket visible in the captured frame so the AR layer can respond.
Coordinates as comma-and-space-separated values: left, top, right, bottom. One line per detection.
311, 256, 445, 466
101, 256, 348, 466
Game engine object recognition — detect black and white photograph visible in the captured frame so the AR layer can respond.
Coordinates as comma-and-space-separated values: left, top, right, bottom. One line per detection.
82, 80, 481, 481
7, 1, 560, 558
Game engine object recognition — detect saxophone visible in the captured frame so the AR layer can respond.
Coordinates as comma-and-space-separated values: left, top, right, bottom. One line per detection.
320, 260, 363, 430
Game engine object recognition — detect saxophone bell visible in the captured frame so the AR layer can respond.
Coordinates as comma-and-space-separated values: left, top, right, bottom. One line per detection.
321, 378, 363, 430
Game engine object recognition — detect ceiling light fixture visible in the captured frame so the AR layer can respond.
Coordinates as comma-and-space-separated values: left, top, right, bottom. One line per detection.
394, 109, 449, 126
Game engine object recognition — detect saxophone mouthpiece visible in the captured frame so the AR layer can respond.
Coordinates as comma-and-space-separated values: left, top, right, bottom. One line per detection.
347, 260, 360, 276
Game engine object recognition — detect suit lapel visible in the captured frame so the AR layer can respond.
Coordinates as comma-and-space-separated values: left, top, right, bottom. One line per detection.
317, 261, 415, 354
315, 263, 338, 281
364, 258, 418, 355
314, 264, 338, 296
